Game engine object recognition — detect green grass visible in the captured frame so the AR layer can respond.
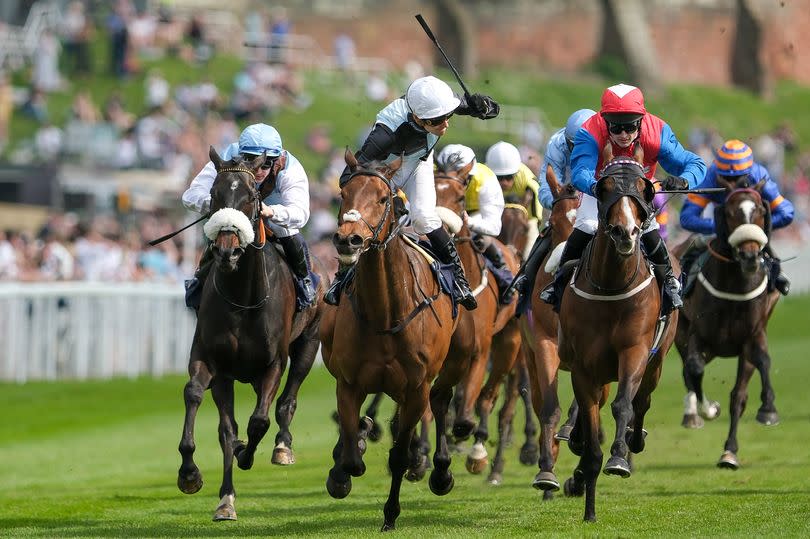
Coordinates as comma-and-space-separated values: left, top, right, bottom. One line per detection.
2, 295, 810, 537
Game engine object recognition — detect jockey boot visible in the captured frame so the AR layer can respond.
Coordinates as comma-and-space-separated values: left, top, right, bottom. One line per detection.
539, 228, 593, 310
184, 243, 214, 312
763, 244, 790, 295
324, 264, 351, 306
427, 227, 477, 310
642, 229, 682, 313
510, 233, 552, 306
482, 241, 515, 304
280, 234, 318, 310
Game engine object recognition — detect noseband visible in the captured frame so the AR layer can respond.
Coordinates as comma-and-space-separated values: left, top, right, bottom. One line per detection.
341, 168, 399, 250
214, 166, 266, 247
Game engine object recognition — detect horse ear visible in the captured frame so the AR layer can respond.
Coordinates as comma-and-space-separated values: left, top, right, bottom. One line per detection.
632, 141, 645, 165
209, 145, 223, 169
344, 147, 358, 171
601, 141, 614, 164
545, 164, 561, 198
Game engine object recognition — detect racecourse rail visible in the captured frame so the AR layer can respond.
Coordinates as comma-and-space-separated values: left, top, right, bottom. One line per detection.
1, 237, 806, 383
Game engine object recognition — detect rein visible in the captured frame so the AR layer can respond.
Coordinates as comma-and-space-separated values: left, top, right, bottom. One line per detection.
343, 168, 400, 251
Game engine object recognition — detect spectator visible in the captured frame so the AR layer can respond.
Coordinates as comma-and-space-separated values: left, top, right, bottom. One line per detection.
106, 1, 130, 78
145, 69, 170, 109
34, 121, 64, 162
268, 8, 291, 64
32, 29, 63, 92
60, 1, 92, 76
0, 71, 12, 150
333, 33, 356, 75
0, 230, 18, 280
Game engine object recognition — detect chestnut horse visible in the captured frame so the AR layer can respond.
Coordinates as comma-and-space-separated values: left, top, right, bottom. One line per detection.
674, 183, 780, 469
557, 150, 677, 521
320, 150, 465, 531
177, 148, 327, 521
519, 165, 583, 498
433, 164, 522, 481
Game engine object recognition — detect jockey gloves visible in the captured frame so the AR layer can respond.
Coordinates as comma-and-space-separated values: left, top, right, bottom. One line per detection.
485, 141, 522, 176
406, 76, 460, 120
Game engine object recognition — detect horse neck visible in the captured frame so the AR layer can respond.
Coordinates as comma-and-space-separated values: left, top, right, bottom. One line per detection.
587, 229, 643, 290
215, 244, 274, 303
551, 218, 573, 247
704, 250, 767, 291
353, 237, 413, 323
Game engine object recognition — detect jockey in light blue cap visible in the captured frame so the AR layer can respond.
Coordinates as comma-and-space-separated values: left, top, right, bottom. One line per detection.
506, 108, 595, 312
182, 123, 319, 312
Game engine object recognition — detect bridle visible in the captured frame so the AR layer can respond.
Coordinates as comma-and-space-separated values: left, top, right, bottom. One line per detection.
341, 168, 402, 251
210, 165, 270, 311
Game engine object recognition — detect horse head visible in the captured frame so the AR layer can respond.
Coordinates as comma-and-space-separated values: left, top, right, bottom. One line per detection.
434, 159, 474, 236
204, 146, 266, 273
722, 186, 769, 273
595, 143, 654, 257
546, 164, 579, 243
333, 148, 402, 265
499, 193, 530, 261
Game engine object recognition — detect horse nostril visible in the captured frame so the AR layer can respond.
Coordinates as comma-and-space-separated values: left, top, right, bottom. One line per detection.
348, 234, 364, 247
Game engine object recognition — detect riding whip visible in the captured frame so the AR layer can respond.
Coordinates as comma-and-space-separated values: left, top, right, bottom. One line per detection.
148, 212, 210, 246
415, 14, 472, 99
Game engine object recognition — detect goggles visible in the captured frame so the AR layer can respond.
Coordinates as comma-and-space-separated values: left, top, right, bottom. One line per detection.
422, 112, 454, 126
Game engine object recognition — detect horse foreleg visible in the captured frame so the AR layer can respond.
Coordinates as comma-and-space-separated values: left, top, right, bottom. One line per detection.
210, 377, 238, 521
572, 376, 603, 522
453, 348, 488, 441
178, 358, 213, 496
528, 338, 562, 495
746, 334, 779, 426
273, 331, 319, 465
363, 393, 386, 442
382, 387, 429, 532
718, 356, 756, 469
488, 367, 520, 485
236, 359, 283, 471
605, 347, 647, 478
517, 356, 540, 466
429, 374, 457, 495
405, 409, 431, 482
681, 333, 719, 428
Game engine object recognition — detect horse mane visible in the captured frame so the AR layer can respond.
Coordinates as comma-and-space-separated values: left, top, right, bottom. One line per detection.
503, 193, 523, 205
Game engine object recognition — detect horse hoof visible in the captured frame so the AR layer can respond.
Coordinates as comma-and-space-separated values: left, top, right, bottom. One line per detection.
326, 474, 352, 498
405, 453, 428, 482
487, 472, 503, 485
381, 521, 396, 532
452, 419, 476, 441
177, 469, 203, 495
555, 425, 574, 441
465, 455, 488, 475
429, 470, 455, 496
213, 502, 237, 521
699, 400, 721, 420
519, 442, 540, 466
603, 456, 631, 478
682, 413, 704, 429
563, 476, 584, 497
717, 451, 740, 470
367, 422, 383, 442
271, 443, 296, 466
567, 438, 584, 457
756, 409, 780, 426
532, 471, 560, 492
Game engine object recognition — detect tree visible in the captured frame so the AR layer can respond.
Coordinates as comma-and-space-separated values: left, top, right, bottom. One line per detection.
599, 0, 662, 93
731, 0, 771, 97
434, 0, 478, 81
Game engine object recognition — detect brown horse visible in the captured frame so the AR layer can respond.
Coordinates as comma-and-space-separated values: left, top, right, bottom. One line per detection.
674, 183, 780, 469
320, 150, 465, 531
177, 147, 327, 521
433, 164, 522, 480
519, 165, 582, 497
557, 149, 677, 521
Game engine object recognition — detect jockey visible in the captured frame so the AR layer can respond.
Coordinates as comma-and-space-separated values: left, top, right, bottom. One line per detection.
680, 139, 794, 294
435, 143, 514, 302
486, 141, 542, 224
509, 109, 596, 308
324, 75, 500, 309
539, 83, 707, 314
182, 123, 318, 311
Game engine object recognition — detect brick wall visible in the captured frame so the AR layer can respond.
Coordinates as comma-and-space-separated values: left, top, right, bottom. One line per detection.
296, 0, 808, 86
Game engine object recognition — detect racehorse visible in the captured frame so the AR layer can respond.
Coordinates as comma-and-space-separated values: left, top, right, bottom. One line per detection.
177, 147, 327, 520
557, 146, 677, 521
673, 181, 780, 469
433, 163, 522, 482
320, 150, 464, 531
518, 165, 582, 498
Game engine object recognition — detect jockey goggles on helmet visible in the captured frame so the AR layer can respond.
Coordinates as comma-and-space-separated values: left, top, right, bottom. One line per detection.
242, 152, 278, 170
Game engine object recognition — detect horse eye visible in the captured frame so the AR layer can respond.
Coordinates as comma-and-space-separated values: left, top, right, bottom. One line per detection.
457, 196, 465, 204
379, 196, 387, 204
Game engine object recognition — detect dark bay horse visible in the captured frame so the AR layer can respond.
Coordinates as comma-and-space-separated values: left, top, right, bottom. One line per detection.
177, 147, 327, 521
320, 150, 464, 531
518, 165, 582, 497
557, 150, 677, 521
674, 183, 780, 469
433, 165, 522, 481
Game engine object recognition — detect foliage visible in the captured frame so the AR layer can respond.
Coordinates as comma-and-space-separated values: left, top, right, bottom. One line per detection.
1, 295, 810, 537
